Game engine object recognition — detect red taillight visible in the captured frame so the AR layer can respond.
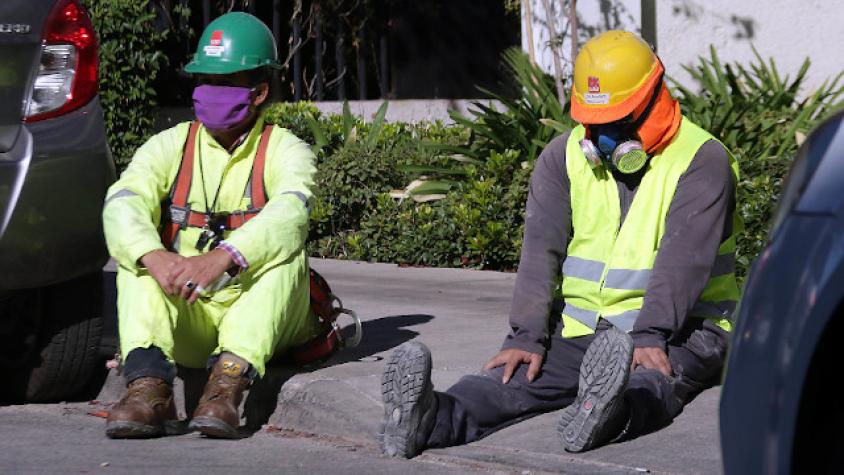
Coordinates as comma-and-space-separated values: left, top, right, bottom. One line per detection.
24, 0, 99, 122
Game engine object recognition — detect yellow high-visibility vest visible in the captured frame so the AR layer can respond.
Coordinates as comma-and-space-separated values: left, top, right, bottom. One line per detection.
559, 117, 740, 338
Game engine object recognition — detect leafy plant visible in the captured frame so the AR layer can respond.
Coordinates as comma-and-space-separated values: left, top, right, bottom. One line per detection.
452, 47, 575, 163
307, 100, 390, 155
85, 0, 188, 169
673, 47, 844, 278
263, 101, 323, 145
310, 140, 408, 242
343, 148, 532, 270
396, 47, 575, 199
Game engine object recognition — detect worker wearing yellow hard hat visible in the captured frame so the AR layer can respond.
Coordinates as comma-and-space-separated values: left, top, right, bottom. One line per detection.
571, 30, 683, 173
379, 30, 740, 456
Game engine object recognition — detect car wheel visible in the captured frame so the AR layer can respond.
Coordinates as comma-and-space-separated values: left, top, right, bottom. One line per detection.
1, 272, 104, 403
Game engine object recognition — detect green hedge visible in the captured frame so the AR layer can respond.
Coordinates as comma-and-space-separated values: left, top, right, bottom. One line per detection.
673, 47, 843, 278
86, 0, 187, 168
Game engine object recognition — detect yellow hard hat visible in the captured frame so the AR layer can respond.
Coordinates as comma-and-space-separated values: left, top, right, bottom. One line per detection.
570, 30, 662, 124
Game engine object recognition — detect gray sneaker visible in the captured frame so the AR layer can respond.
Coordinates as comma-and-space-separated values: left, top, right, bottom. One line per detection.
558, 325, 633, 452
378, 341, 437, 458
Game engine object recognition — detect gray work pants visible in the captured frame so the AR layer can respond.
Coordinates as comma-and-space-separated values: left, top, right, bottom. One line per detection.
426, 318, 728, 447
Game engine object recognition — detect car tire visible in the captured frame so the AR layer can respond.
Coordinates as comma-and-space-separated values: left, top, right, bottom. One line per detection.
3, 272, 104, 403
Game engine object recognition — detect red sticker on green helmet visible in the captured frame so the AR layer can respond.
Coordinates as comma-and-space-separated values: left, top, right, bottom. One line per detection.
210, 30, 223, 45
205, 30, 224, 57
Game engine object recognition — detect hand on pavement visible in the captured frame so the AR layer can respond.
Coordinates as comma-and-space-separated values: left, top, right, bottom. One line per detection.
483, 348, 544, 384
167, 248, 234, 304
140, 250, 185, 294
631, 346, 672, 377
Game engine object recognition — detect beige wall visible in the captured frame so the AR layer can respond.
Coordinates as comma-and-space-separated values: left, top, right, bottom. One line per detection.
523, 0, 844, 93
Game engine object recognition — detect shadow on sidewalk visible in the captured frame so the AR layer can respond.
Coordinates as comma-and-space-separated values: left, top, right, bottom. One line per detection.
329, 313, 434, 365
181, 313, 434, 436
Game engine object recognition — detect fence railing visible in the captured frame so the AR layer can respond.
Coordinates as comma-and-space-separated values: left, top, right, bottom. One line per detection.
155, 0, 391, 102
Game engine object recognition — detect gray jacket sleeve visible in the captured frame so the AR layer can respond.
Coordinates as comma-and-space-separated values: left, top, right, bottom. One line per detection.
631, 140, 736, 350
502, 133, 571, 355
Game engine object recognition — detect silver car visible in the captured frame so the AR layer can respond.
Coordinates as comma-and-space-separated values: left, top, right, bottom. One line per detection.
0, 0, 115, 402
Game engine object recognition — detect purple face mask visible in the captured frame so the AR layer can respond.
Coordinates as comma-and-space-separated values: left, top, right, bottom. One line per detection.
192, 84, 253, 131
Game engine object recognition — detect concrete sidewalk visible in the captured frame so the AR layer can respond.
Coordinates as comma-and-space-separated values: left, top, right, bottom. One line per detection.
99, 258, 723, 475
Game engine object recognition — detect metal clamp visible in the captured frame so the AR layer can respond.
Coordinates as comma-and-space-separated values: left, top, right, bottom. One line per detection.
327, 294, 361, 349
169, 204, 191, 229
334, 308, 362, 349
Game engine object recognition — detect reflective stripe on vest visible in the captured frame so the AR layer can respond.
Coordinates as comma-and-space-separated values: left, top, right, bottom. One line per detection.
561, 256, 604, 282
559, 117, 741, 338
561, 304, 641, 333
604, 268, 651, 291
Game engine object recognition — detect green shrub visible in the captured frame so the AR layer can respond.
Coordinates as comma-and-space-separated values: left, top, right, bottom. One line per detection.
310, 140, 409, 241
449, 149, 531, 269
449, 47, 575, 164
673, 47, 844, 278
345, 149, 532, 270
348, 195, 465, 266
263, 100, 469, 258
264, 101, 323, 146
85, 0, 185, 168
396, 47, 573, 202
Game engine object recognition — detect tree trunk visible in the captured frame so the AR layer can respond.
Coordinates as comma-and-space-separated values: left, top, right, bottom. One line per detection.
539, 0, 566, 105
293, 14, 303, 101
315, 12, 324, 100
335, 22, 346, 100
569, 0, 578, 63
524, 0, 537, 66
356, 26, 367, 100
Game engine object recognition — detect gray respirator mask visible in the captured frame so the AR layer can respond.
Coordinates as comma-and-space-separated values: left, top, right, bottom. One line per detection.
578, 77, 663, 174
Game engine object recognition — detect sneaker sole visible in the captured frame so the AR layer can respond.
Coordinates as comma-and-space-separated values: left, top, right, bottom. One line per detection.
557, 403, 577, 436
379, 341, 432, 458
189, 416, 240, 439
559, 326, 633, 452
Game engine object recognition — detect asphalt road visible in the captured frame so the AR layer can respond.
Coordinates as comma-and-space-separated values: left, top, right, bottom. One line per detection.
0, 402, 521, 475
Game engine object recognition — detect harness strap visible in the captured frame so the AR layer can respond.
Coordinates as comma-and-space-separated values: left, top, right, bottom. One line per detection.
159, 122, 273, 249
173, 209, 261, 231
251, 125, 272, 209
161, 121, 201, 250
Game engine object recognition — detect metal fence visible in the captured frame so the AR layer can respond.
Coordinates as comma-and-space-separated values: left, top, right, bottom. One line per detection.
153, 0, 519, 105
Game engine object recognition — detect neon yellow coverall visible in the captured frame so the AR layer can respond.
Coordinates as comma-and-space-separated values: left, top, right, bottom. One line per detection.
102, 117, 320, 376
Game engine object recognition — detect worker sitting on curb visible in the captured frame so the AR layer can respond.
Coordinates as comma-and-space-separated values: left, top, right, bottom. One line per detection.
103, 12, 320, 439
379, 30, 740, 456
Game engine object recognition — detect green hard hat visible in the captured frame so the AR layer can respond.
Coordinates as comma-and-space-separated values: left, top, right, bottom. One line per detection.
184, 12, 281, 75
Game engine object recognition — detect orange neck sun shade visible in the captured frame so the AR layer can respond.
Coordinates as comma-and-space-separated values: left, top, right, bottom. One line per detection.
571, 60, 682, 155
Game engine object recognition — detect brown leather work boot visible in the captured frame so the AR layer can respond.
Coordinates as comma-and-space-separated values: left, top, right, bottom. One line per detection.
189, 353, 252, 439
105, 377, 178, 438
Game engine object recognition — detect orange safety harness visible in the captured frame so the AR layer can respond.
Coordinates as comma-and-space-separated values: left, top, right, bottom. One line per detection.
158, 121, 361, 365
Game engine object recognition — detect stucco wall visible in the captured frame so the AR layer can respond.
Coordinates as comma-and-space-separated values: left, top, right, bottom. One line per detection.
523, 0, 844, 93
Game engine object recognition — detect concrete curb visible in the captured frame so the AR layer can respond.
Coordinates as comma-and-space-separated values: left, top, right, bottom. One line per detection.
99, 258, 723, 474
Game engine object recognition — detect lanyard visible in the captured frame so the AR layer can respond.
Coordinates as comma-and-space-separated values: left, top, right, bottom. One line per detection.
197, 137, 222, 216
194, 128, 252, 252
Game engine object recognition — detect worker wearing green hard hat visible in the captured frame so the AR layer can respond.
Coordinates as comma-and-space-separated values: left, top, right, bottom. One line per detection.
184, 11, 282, 75
103, 12, 326, 440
